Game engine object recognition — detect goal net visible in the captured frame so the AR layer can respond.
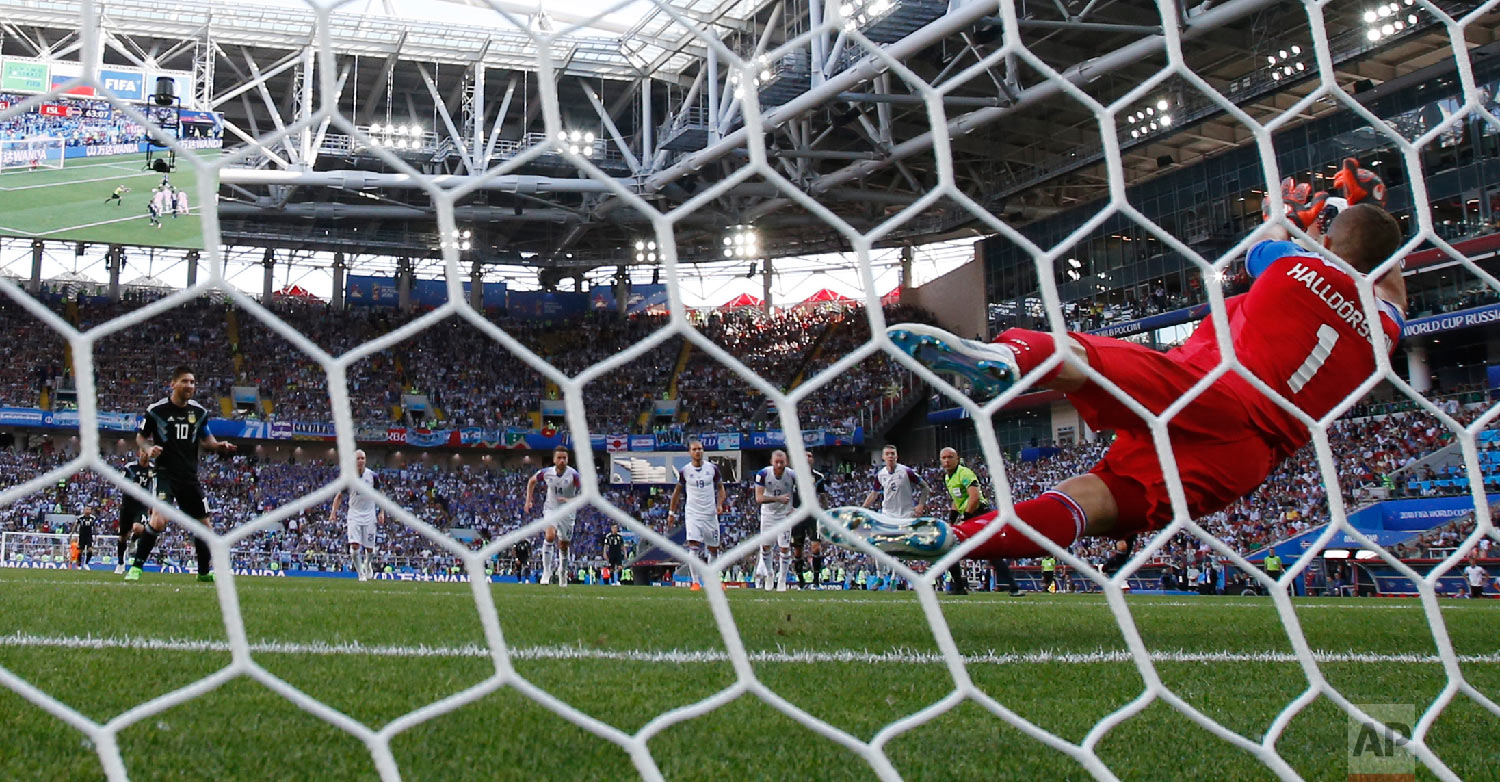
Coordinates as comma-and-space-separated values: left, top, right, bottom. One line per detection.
0, 137, 65, 173
1, 532, 122, 567
0, 0, 1497, 780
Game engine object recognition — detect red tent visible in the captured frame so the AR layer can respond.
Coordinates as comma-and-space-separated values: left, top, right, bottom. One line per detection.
275, 284, 322, 301
721, 292, 763, 309
799, 288, 854, 307
880, 286, 902, 306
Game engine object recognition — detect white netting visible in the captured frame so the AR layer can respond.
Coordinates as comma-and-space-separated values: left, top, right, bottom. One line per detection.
1, 0, 1498, 779
0, 137, 65, 172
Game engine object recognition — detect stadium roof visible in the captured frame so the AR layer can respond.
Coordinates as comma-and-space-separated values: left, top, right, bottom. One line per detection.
1, 0, 1494, 281
0, 0, 760, 78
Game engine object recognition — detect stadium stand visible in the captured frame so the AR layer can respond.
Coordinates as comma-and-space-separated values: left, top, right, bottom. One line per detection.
0, 294, 938, 436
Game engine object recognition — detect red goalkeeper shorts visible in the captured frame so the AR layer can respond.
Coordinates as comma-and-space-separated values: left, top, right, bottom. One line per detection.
1066, 333, 1281, 534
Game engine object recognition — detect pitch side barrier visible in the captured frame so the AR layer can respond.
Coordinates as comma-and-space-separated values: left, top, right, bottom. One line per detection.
1364, 559, 1498, 597
0, 406, 862, 451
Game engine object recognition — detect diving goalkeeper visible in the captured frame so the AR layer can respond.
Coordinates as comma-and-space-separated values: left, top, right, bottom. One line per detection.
831, 160, 1407, 563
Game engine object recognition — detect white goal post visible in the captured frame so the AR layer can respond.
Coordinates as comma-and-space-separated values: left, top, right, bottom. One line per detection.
1, 531, 122, 566
0, 137, 65, 173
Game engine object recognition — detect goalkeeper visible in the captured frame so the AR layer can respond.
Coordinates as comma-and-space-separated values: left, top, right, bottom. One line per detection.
831, 160, 1408, 564
104, 185, 130, 206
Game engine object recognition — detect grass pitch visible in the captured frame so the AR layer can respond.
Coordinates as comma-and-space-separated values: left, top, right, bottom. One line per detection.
1, 568, 1496, 781
0, 150, 220, 249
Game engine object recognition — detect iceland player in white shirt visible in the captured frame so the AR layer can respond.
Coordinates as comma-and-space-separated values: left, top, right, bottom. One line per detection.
668, 440, 726, 590
753, 450, 796, 591
329, 449, 385, 582
526, 446, 583, 586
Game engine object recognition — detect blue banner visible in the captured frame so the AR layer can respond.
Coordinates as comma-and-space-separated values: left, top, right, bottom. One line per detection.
1403, 303, 1500, 337
507, 291, 591, 320
0, 407, 46, 426
99, 69, 145, 101
748, 431, 785, 448
178, 110, 221, 135
699, 432, 739, 450
2, 562, 534, 583
345, 275, 399, 307
84, 138, 222, 158
1368, 563, 1489, 597
410, 278, 451, 308
1090, 299, 1500, 342
291, 421, 336, 440
346, 275, 506, 309
1252, 495, 1499, 563
0, 404, 859, 452
207, 419, 272, 439
1089, 303, 1208, 338
406, 429, 450, 447
591, 284, 670, 315
654, 428, 685, 449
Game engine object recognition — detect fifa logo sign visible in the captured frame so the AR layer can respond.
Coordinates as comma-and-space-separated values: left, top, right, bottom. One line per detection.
1347, 704, 1415, 782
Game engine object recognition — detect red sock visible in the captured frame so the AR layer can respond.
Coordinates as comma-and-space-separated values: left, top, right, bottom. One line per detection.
952, 491, 1086, 559
993, 329, 1063, 383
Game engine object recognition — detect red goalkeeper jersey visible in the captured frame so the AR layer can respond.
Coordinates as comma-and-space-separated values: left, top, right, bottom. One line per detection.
1171, 240, 1404, 457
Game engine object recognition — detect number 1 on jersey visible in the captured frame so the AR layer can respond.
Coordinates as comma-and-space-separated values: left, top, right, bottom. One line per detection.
1287, 324, 1339, 394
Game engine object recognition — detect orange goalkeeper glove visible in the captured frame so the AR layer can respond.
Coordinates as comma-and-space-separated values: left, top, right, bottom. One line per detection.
1331, 157, 1386, 207
1265, 177, 1330, 230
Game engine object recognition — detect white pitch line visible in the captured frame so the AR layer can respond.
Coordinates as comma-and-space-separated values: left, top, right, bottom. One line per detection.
0, 171, 147, 192
1, 577, 1497, 610
1, 633, 1496, 666
29, 210, 196, 236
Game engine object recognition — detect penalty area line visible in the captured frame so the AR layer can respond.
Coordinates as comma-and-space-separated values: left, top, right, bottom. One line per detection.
28, 210, 197, 236
0, 632, 1496, 666
0, 171, 150, 192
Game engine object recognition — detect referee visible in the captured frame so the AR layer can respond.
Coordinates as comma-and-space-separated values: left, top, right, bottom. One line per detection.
940, 448, 1022, 596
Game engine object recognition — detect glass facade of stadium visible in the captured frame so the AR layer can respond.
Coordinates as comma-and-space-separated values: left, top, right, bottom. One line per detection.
940, 52, 1500, 456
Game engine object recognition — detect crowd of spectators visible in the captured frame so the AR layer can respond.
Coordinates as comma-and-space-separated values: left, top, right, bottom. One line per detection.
2, 394, 1495, 579
674, 304, 941, 432
673, 307, 841, 430
793, 304, 942, 430
0, 93, 149, 147
0, 445, 889, 578
0, 297, 63, 408
0, 295, 932, 437
1408, 285, 1500, 319
1397, 511, 1496, 560
83, 300, 238, 412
